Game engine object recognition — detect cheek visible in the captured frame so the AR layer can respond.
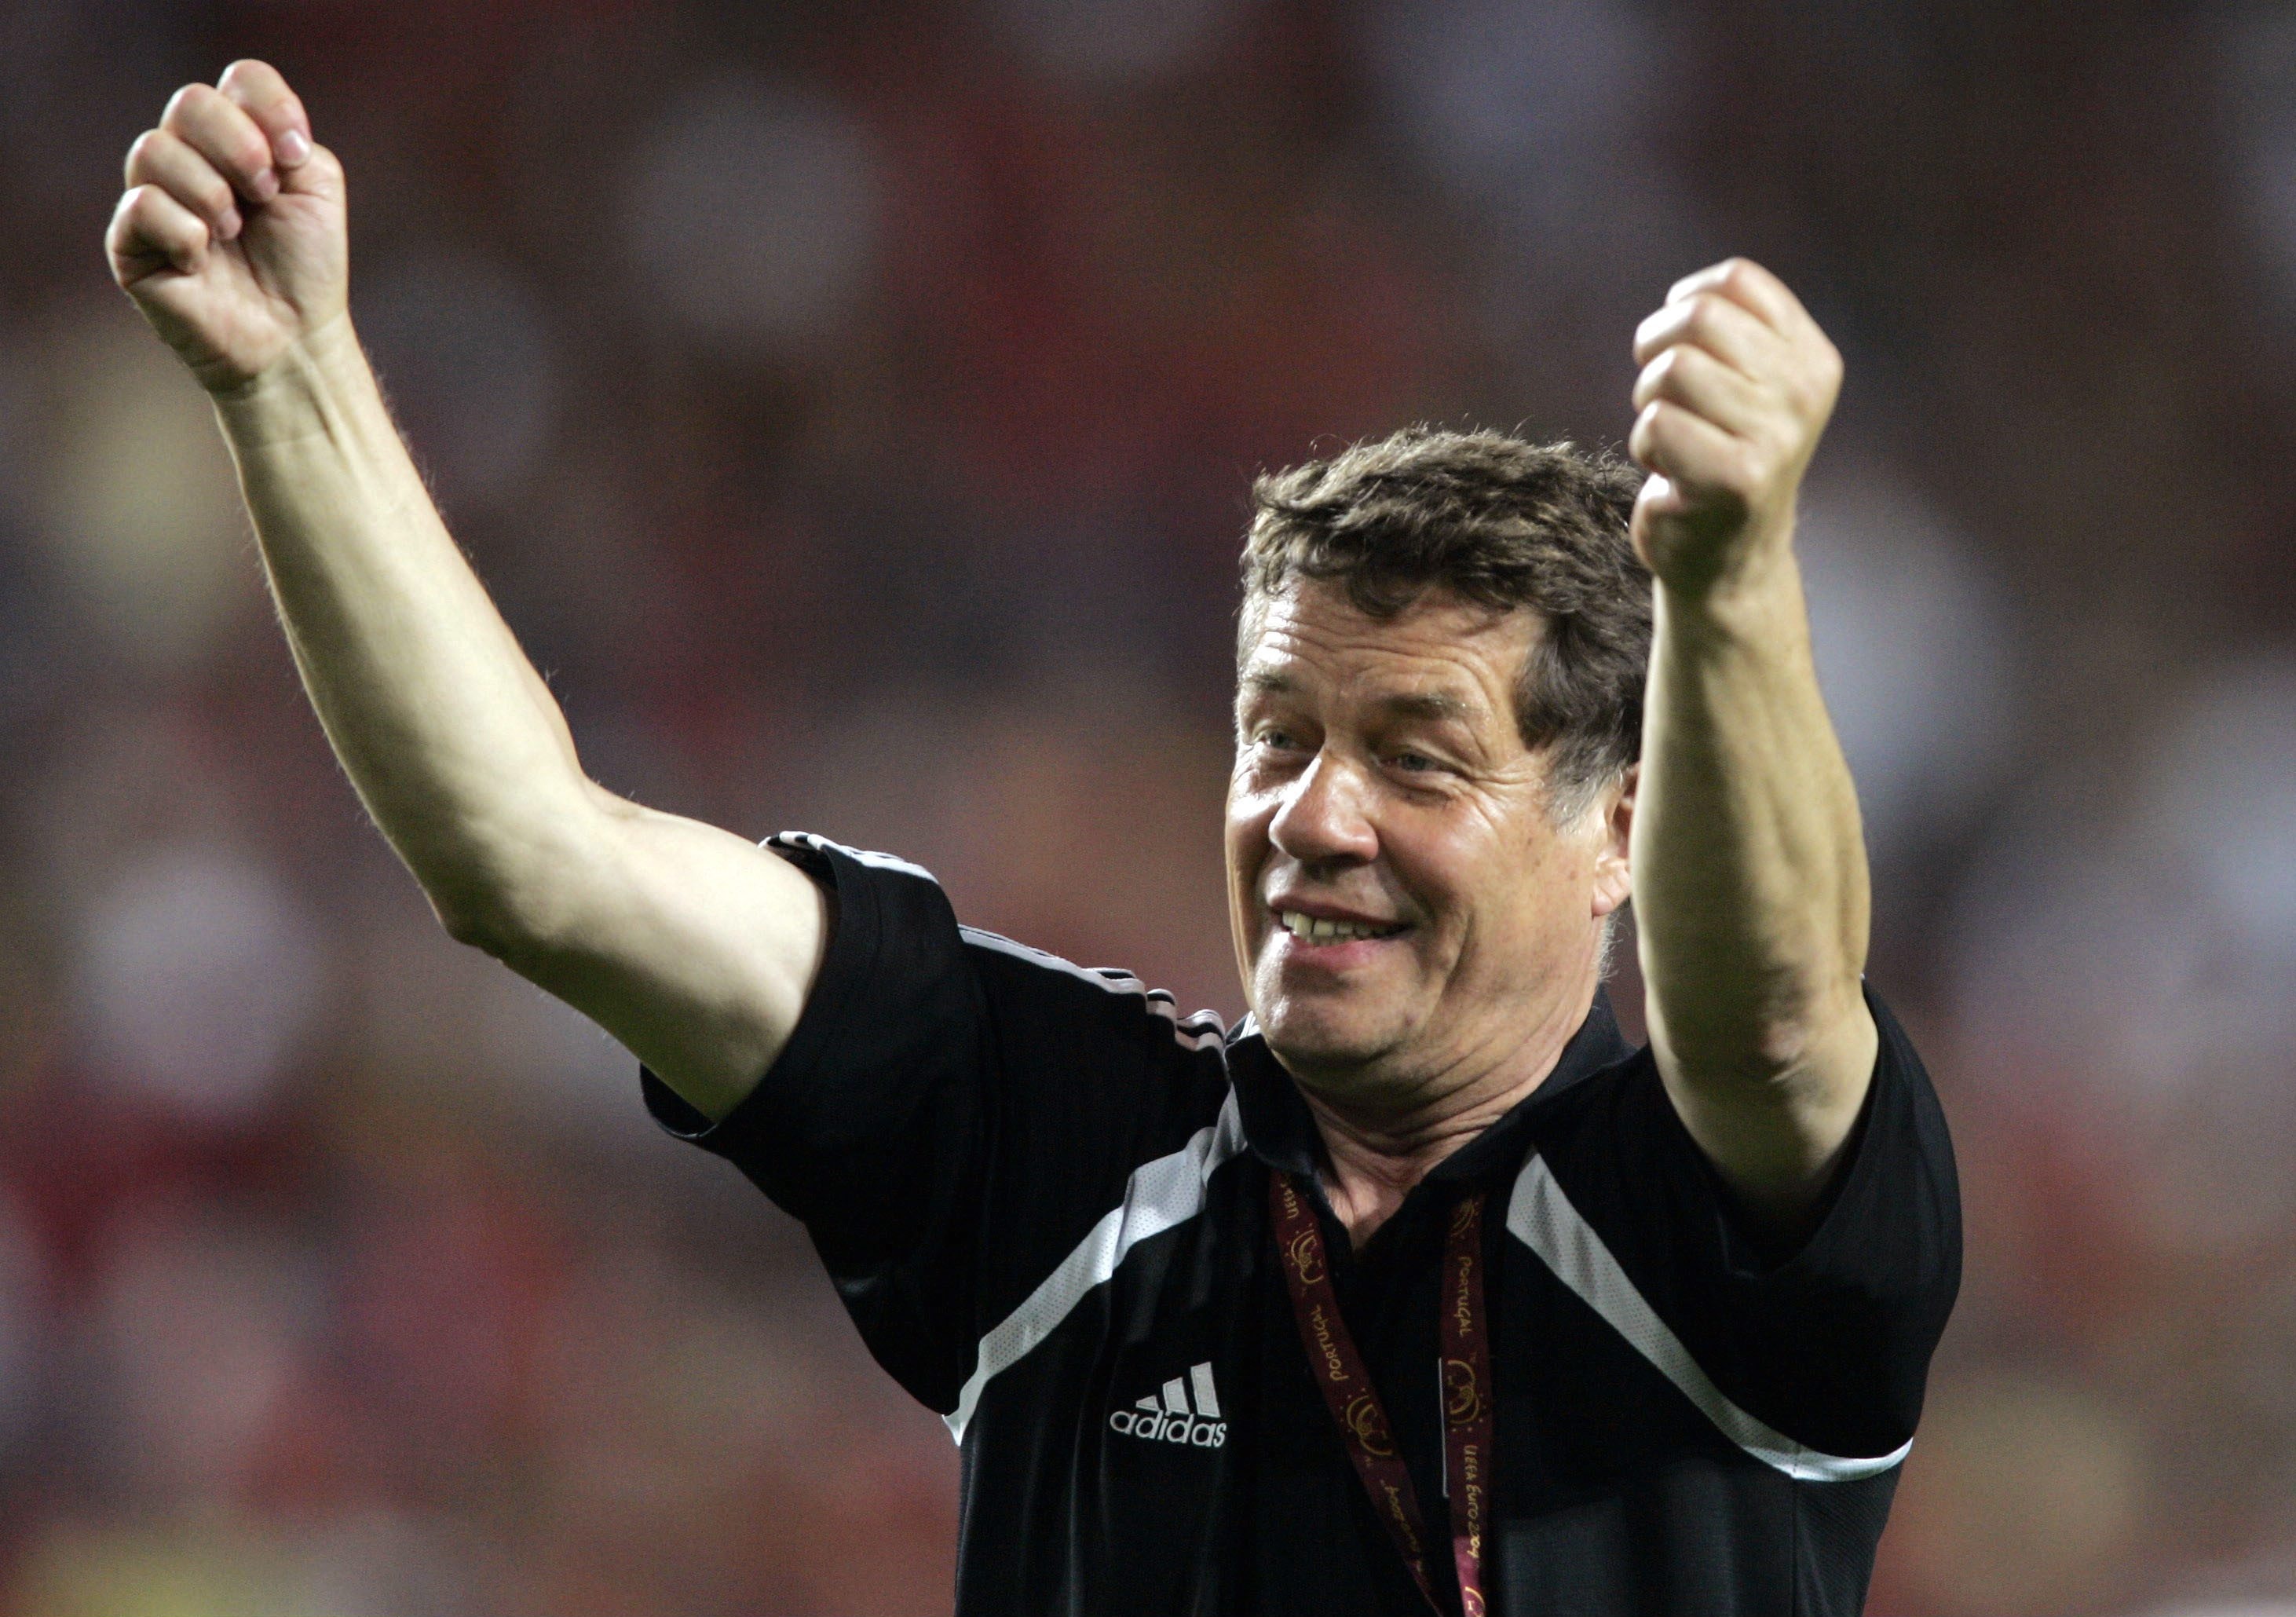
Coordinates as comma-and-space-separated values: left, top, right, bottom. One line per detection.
1225, 774, 1274, 851
1429, 814, 1583, 954
1223, 795, 1267, 900
1500, 839, 1594, 949
1382, 810, 1485, 920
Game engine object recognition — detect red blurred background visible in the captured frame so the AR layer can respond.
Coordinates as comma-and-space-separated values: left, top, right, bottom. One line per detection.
2, 1, 2294, 1612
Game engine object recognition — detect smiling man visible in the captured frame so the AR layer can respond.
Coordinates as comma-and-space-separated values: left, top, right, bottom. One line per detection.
112, 60, 1958, 1617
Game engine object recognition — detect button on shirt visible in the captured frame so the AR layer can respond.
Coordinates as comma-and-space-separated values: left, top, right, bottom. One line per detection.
642, 836, 1961, 1616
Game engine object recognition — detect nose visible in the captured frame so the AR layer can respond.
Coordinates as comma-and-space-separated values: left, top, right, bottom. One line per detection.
1268, 750, 1379, 868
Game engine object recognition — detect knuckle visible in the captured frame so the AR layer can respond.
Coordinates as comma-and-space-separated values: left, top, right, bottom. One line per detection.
1793, 350, 1840, 404
124, 127, 164, 177
220, 57, 279, 91
161, 82, 210, 126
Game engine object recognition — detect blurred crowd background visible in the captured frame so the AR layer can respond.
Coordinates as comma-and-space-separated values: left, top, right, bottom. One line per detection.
0, 0, 2292, 1612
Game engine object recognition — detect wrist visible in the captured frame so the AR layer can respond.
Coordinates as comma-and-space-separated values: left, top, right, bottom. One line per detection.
207, 313, 371, 444
1654, 530, 1806, 644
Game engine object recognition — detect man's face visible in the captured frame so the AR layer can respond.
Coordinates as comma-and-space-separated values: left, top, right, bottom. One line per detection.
1225, 580, 1631, 1103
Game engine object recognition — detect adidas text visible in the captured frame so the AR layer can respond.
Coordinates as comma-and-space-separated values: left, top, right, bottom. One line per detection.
1110, 1361, 1227, 1448
1109, 1408, 1227, 1447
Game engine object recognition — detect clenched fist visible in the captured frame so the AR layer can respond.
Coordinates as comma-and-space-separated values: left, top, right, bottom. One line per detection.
107, 60, 345, 395
1626, 258, 1842, 597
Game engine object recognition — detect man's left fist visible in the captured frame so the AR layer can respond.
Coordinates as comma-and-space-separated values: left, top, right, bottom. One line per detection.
1627, 258, 1841, 596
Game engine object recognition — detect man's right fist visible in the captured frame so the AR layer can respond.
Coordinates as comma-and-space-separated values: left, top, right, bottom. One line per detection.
107, 60, 345, 395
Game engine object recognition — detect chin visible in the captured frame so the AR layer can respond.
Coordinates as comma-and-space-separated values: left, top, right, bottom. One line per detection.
1256, 1001, 1398, 1081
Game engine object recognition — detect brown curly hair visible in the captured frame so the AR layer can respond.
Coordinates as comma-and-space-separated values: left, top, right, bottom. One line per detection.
1240, 426, 1653, 816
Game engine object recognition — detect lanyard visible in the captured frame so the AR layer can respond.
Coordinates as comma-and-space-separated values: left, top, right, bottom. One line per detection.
1269, 1173, 1494, 1617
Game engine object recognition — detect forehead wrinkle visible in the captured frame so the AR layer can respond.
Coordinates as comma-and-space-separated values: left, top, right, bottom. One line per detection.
1238, 639, 1501, 723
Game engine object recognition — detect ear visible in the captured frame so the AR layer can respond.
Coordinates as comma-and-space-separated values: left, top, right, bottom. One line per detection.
1589, 764, 1636, 920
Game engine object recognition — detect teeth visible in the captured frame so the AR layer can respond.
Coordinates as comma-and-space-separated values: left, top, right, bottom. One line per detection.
1277, 910, 1395, 942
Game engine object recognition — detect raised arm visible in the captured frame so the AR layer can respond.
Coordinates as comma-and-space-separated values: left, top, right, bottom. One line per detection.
1624, 258, 1879, 1224
107, 60, 824, 1121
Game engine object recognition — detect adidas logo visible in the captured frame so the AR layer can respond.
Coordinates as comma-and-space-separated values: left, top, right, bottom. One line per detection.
1108, 1362, 1228, 1448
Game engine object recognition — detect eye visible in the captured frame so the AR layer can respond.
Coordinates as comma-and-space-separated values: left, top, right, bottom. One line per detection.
1391, 750, 1438, 774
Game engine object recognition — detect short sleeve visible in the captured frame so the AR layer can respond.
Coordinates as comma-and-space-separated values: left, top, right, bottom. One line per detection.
1532, 984, 1961, 1460
640, 834, 1233, 1414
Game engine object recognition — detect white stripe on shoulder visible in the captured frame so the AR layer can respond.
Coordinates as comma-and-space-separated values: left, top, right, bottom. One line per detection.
1504, 1152, 1911, 1483
944, 1090, 1245, 1446
960, 927, 1227, 1052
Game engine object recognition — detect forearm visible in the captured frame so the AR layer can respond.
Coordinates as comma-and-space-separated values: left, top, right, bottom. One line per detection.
213, 315, 594, 934
1632, 547, 1871, 1081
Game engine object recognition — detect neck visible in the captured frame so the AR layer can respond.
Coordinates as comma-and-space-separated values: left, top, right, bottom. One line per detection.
1301, 988, 1596, 1249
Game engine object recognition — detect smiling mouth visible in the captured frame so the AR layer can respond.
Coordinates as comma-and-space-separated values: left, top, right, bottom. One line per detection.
1273, 909, 1408, 943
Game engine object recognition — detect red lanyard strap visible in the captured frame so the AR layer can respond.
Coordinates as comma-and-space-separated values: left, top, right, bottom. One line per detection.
1439, 1193, 1494, 1617
1270, 1173, 1494, 1617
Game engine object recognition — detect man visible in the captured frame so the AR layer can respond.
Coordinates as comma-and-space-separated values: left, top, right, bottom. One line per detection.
109, 60, 1958, 1616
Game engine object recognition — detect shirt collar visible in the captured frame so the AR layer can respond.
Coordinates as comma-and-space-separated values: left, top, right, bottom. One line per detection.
1227, 988, 1634, 1188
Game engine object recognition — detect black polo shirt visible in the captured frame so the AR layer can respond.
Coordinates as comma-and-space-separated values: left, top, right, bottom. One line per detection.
643, 836, 1961, 1616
